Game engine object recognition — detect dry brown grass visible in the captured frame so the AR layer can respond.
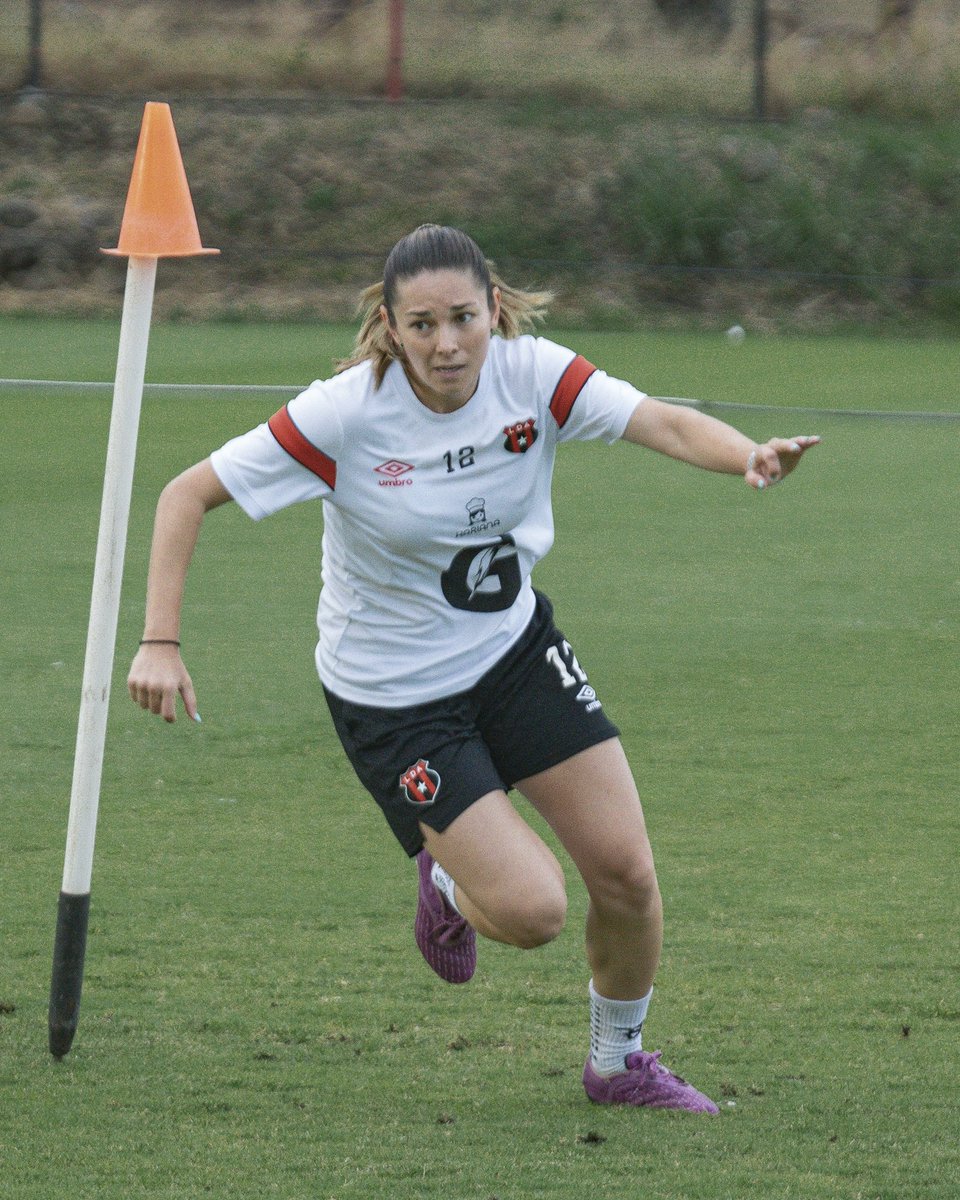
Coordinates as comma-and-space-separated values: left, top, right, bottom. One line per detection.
2, 0, 960, 116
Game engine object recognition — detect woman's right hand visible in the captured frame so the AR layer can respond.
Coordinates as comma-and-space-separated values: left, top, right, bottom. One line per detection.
127, 460, 230, 726
127, 642, 200, 724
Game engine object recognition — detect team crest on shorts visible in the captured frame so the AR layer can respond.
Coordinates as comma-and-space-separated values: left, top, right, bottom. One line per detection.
503, 418, 538, 454
400, 758, 441, 806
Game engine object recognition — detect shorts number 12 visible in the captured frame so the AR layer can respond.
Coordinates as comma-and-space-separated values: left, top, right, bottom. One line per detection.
545, 641, 588, 688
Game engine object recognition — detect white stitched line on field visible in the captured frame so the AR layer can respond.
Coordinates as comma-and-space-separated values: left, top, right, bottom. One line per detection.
1, 378, 959, 421
0, 378, 299, 393
654, 396, 960, 422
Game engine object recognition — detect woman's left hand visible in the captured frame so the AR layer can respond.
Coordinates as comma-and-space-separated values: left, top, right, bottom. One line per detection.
746, 435, 821, 490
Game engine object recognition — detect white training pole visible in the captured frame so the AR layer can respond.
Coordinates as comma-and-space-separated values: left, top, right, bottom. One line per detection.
61, 257, 157, 894
51, 99, 218, 1058
49, 256, 157, 1058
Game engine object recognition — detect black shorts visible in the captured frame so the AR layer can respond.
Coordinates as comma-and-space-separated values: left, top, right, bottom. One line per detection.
323, 591, 621, 856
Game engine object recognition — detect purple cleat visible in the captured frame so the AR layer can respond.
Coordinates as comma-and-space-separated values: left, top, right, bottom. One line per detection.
583, 1050, 719, 1113
414, 851, 476, 984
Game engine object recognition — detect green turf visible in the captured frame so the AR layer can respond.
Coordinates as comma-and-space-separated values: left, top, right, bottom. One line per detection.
1, 320, 958, 1198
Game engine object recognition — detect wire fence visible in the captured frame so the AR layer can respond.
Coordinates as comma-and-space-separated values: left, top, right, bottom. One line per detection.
1, 1, 934, 121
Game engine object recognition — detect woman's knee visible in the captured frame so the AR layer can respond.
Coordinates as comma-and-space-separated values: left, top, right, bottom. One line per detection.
421, 792, 568, 948
503, 883, 568, 948
590, 853, 661, 918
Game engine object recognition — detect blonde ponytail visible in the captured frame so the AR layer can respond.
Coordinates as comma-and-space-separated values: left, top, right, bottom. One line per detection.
336, 282, 399, 387
490, 269, 553, 340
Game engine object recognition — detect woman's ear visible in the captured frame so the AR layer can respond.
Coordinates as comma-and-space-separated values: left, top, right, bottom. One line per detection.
380, 304, 401, 349
490, 285, 502, 331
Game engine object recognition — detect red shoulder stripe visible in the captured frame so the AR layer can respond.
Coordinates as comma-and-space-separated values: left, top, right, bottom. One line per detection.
549, 355, 597, 429
268, 405, 337, 490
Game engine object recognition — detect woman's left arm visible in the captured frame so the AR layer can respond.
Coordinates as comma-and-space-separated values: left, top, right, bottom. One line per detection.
622, 397, 820, 490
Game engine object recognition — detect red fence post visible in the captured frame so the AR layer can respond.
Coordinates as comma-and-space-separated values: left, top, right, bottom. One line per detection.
387, 0, 405, 102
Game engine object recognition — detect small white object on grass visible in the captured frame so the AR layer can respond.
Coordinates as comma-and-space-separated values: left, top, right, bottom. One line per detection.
726, 324, 746, 343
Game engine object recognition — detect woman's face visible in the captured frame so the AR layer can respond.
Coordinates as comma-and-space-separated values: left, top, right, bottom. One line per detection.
383, 268, 501, 413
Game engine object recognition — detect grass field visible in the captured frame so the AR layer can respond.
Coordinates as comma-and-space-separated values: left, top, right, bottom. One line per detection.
1, 318, 958, 1198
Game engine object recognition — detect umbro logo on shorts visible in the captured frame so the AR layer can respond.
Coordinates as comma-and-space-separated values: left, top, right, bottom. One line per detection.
400, 758, 441, 806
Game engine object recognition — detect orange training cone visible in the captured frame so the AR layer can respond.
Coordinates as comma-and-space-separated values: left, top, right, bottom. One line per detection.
103, 102, 219, 258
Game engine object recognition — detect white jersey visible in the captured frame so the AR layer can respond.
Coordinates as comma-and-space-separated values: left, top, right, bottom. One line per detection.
210, 335, 643, 706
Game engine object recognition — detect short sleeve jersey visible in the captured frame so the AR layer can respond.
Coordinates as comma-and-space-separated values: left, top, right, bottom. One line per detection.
210, 335, 643, 706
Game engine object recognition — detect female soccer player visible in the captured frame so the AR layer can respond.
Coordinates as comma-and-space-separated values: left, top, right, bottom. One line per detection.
128, 224, 819, 1113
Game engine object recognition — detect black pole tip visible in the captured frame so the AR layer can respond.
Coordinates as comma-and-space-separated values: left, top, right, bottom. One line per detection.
48, 891, 91, 1059
49, 1025, 77, 1060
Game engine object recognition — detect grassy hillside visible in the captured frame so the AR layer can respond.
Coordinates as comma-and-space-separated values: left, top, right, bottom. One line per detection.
2, 92, 960, 331
2, 3, 960, 331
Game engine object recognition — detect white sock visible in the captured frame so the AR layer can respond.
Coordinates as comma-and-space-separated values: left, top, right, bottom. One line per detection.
589, 980, 653, 1076
430, 859, 462, 916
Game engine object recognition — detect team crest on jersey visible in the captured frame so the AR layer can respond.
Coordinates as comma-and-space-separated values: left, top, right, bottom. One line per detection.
503, 418, 538, 454
400, 758, 441, 806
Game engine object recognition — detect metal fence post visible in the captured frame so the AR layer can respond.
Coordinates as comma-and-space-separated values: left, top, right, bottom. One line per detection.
753, 0, 768, 121
23, 0, 44, 89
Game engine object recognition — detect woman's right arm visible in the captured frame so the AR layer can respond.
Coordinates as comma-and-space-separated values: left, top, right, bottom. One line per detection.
127, 459, 233, 723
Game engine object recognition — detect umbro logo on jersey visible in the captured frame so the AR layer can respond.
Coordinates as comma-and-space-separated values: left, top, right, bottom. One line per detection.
503, 417, 538, 454
576, 684, 602, 713
400, 758, 441, 806
375, 459, 414, 487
